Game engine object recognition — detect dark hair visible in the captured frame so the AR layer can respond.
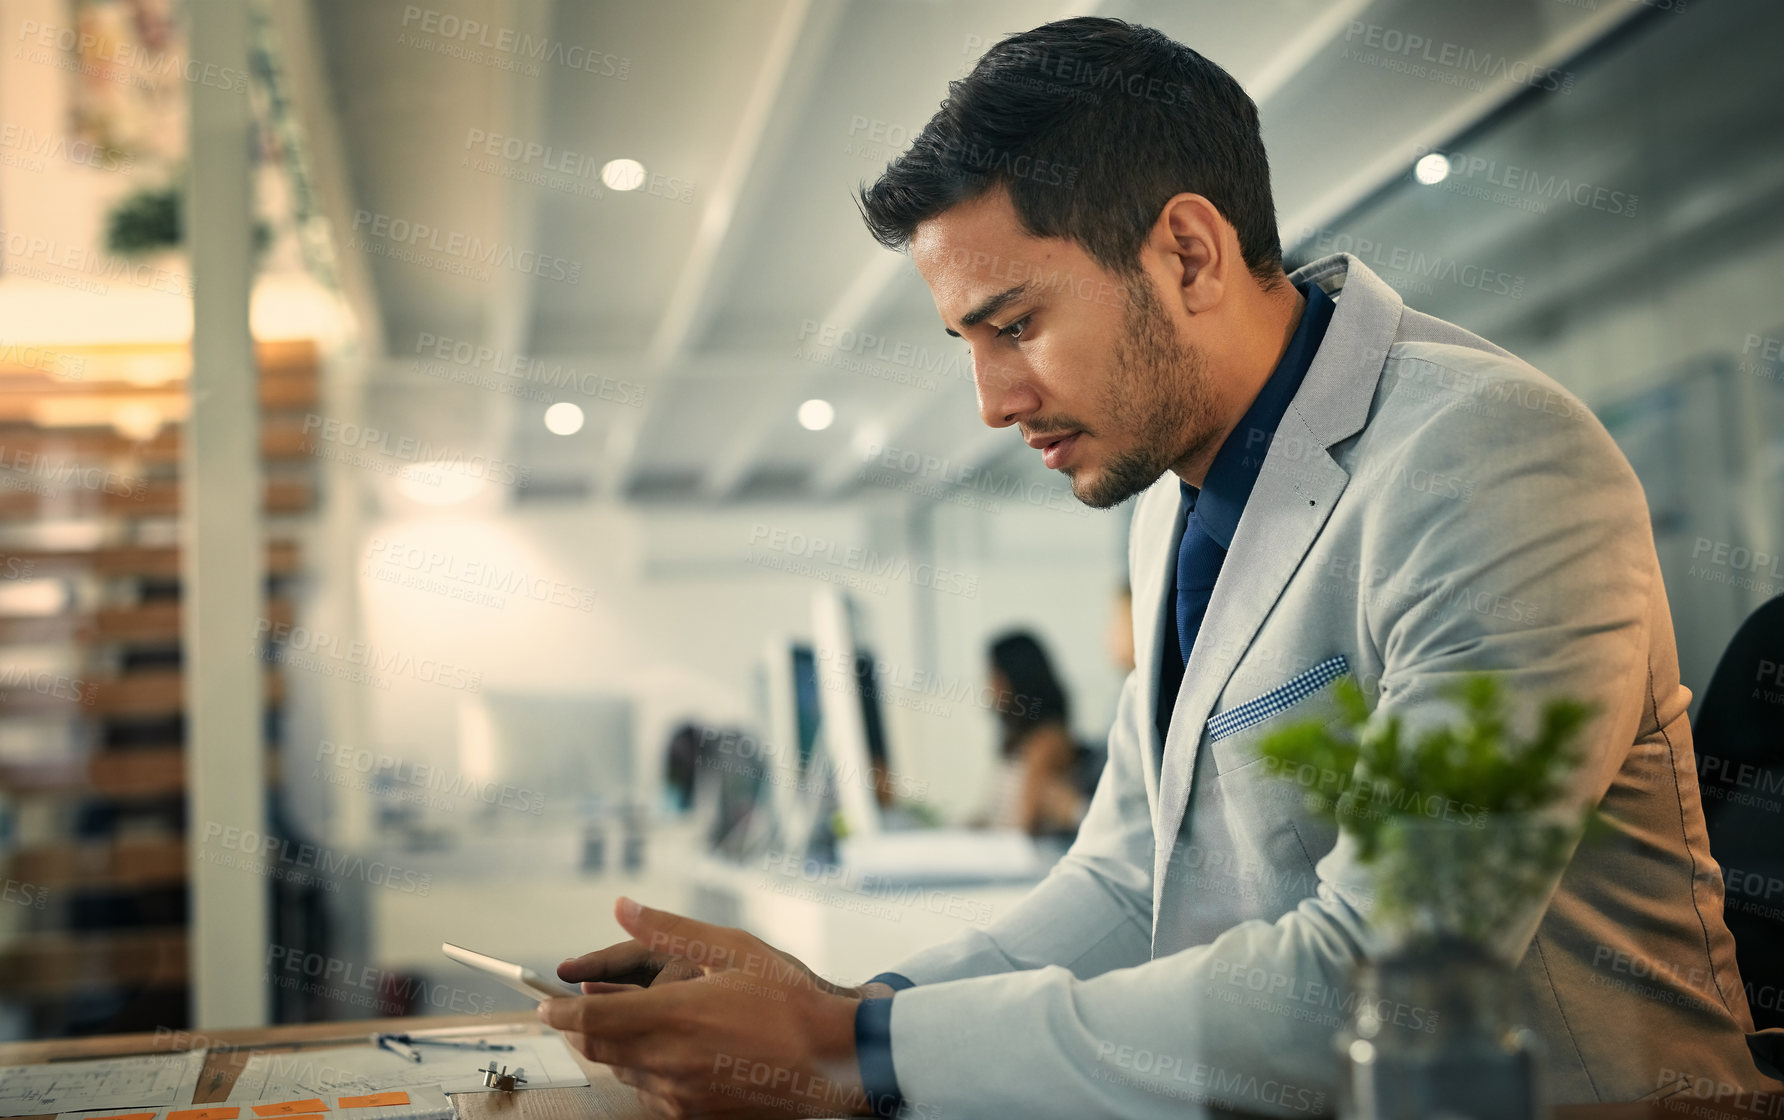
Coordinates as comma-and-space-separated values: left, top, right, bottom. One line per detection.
858, 17, 1283, 286
989, 630, 1070, 756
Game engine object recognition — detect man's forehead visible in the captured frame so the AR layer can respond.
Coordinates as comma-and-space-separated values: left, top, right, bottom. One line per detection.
909, 192, 1027, 274
910, 194, 1078, 313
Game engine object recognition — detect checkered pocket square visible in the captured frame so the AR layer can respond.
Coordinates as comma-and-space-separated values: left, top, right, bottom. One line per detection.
1205, 655, 1350, 742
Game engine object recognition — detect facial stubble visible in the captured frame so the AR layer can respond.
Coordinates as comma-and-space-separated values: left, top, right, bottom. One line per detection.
1067, 277, 1221, 509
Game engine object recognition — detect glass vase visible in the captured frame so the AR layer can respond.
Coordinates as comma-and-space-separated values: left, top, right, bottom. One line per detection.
1335, 811, 1583, 1120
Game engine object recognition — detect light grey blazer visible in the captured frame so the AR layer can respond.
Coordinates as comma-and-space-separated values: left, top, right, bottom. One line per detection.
879, 253, 1772, 1117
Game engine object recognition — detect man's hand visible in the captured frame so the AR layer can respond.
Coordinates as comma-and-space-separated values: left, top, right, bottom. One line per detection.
556, 896, 864, 998
541, 897, 875, 1118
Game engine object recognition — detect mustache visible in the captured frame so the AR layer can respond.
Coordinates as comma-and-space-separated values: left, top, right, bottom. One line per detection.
1020, 418, 1093, 442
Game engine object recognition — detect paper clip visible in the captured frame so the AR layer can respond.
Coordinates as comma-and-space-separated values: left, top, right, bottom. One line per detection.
372, 1033, 516, 1063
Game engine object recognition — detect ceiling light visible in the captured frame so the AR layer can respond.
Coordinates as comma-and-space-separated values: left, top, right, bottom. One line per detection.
797, 399, 835, 431
602, 159, 647, 191
544, 401, 585, 436
1414, 153, 1451, 186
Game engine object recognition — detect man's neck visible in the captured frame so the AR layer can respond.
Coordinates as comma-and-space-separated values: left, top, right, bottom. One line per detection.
1174, 278, 1306, 488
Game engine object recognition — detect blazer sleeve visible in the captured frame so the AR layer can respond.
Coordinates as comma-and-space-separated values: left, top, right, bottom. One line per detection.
881, 374, 1656, 1118
876, 664, 1156, 987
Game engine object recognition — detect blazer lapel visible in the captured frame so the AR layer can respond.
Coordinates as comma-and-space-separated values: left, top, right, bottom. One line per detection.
1146, 252, 1404, 917
1130, 477, 1182, 823
1149, 419, 1348, 902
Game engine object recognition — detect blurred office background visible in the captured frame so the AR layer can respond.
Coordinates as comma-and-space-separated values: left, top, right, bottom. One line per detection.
0, 0, 1777, 1038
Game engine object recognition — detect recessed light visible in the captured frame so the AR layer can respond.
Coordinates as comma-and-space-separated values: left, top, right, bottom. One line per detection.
602, 158, 646, 191
544, 401, 585, 435
797, 399, 835, 431
1414, 153, 1451, 186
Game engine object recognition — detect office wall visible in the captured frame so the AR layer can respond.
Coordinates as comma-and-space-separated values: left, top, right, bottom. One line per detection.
1291, 0, 1784, 705
296, 492, 1126, 833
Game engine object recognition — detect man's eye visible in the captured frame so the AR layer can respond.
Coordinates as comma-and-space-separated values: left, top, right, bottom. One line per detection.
995, 316, 1031, 341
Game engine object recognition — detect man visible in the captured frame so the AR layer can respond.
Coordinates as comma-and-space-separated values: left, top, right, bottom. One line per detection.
540, 17, 1771, 1118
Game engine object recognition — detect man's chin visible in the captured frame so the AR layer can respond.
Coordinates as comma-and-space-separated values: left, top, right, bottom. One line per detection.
1063, 450, 1169, 510
1064, 466, 1139, 511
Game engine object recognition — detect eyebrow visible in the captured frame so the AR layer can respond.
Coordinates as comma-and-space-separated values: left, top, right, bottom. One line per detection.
943, 282, 1036, 337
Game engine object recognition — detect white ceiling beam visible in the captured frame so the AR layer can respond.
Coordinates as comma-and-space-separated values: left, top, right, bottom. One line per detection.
808, 385, 939, 498
736, 0, 1121, 503
1278, 1, 1648, 247
265, 0, 387, 354
602, 0, 846, 499
1244, 0, 1375, 105
478, 0, 555, 462
700, 250, 913, 499
799, 0, 1361, 506
486, 0, 554, 360
802, 0, 1639, 507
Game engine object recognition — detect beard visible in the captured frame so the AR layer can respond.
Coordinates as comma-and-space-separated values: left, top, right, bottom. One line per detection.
1064, 275, 1221, 509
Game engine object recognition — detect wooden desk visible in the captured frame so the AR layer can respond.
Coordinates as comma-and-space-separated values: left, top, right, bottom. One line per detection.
0, 1014, 651, 1120
0, 1016, 1758, 1120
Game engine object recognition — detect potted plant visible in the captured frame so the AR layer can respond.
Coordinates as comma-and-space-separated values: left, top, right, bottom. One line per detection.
1258, 673, 1596, 1120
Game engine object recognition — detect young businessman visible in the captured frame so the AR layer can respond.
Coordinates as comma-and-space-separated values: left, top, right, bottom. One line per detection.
539, 17, 1771, 1118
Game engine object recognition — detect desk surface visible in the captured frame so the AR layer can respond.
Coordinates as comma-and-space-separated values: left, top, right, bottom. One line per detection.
0, 1015, 1747, 1120
0, 1014, 652, 1120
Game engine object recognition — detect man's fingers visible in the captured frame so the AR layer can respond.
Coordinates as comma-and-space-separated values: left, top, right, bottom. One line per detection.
561, 1027, 641, 1072
650, 958, 703, 986
580, 981, 640, 994
614, 896, 738, 968
558, 940, 662, 984
603, 1064, 680, 1118
538, 988, 670, 1040
629, 1086, 680, 1120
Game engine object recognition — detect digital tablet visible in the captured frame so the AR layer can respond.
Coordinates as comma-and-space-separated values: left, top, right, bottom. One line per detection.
442, 941, 578, 1001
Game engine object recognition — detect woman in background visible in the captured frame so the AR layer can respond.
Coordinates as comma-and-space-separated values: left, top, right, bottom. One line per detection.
976, 631, 1089, 839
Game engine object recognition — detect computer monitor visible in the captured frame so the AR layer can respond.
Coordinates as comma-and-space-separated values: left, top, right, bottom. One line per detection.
811, 588, 885, 840
759, 636, 823, 853
455, 691, 635, 819
760, 626, 894, 859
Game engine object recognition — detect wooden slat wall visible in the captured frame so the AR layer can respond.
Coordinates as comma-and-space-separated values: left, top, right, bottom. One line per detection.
0, 338, 317, 1027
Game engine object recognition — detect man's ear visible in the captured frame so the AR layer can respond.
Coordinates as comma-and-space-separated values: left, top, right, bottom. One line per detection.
1153, 193, 1227, 316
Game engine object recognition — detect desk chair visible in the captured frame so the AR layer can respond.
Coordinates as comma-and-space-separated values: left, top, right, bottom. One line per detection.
1692, 594, 1784, 1031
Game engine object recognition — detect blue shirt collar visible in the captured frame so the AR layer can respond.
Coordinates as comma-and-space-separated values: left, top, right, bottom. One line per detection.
1184, 280, 1336, 549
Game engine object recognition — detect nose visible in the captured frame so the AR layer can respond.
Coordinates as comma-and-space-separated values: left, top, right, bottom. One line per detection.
971, 347, 1039, 429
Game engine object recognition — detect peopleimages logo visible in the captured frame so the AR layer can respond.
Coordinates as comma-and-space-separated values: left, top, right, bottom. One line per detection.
0, 123, 133, 174
15, 19, 250, 92
0, 665, 95, 707
349, 210, 582, 285
200, 823, 432, 895
398, 5, 630, 79
254, 618, 484, 693
1411, 145, 1639, 219
746, 524, 979, 598
1341, 21, 1575, 94
315, 740, 546, 816
858, 442, 1087, 517
301, 414, 530, 487
365, 537, 596, 613
411, 333, 646, 406
266, 946, 492, 1015
1294, 227, 1525, 299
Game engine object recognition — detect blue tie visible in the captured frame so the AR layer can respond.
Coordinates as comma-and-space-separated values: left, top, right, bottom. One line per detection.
1175, 492, 1226, 671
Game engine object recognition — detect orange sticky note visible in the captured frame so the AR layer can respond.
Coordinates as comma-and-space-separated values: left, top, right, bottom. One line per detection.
252, 1102, 327, 1118
247, 1098, 324, 1112
170, 1109, 241, 1120
338, 1094, 409, 1109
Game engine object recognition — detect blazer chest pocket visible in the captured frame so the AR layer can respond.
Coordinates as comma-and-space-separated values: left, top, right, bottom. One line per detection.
1207, 655, 1350, 775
